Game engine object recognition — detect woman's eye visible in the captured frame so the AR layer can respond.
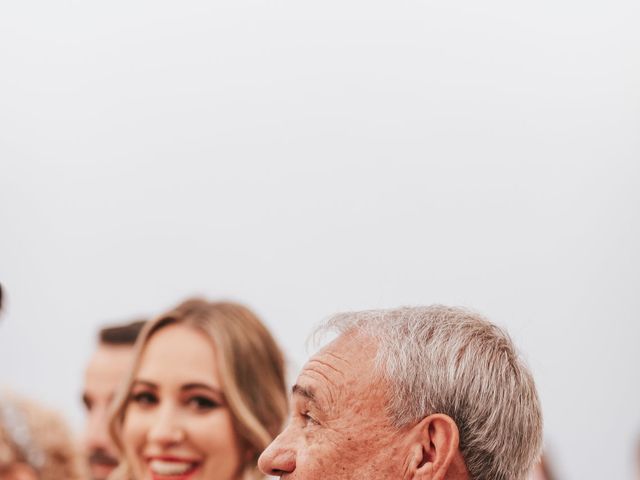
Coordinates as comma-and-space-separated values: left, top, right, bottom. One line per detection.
131, 391, 158, 406
187, 396, 219, 411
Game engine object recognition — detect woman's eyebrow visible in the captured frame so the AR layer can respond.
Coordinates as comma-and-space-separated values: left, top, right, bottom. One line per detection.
181, 382, 224, 395
131, 379, 157, 389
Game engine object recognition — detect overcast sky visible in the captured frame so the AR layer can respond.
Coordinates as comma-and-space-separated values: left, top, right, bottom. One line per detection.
1, 1, 639, 478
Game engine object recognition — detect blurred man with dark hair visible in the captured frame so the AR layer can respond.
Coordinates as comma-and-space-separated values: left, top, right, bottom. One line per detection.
82, 320, 145, 480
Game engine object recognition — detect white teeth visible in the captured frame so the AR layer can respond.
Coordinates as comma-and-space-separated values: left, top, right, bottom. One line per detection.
149, 460, 194, 475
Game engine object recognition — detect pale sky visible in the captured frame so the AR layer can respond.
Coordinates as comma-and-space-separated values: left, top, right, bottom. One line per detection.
1, 1, 639, 478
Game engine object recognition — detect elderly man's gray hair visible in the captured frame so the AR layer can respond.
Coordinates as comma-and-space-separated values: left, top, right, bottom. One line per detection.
316, 305, 542, 480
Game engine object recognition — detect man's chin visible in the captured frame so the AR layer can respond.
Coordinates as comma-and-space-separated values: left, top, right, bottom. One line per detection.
90, 463, 117, 480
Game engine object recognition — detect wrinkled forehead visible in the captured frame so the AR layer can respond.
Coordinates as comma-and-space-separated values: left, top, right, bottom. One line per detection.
313, 328, 379, 360
298, 332, 382, 402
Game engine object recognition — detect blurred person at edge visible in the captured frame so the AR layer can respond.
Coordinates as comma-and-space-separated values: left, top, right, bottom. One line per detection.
637, 435, 640, 480
0, 283, 4, 318
0, 391, 83, 480
109, 298, 288, 480
82, 320, 146, 480
259, 305, 543, 480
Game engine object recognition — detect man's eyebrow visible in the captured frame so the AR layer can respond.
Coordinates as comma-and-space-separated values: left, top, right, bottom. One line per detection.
292, 384, 318, 403
293, 383, 331, 414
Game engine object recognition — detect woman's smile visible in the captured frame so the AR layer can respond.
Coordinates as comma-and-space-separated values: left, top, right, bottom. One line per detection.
146, 456, 202, 480
122, 324, 243, 480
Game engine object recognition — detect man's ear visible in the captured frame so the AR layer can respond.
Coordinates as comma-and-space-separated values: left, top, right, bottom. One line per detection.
406, 413, 467, 480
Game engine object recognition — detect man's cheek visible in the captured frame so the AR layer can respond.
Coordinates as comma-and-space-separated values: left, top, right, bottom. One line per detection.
302, 434, 361, 479
300, 436, 338, 475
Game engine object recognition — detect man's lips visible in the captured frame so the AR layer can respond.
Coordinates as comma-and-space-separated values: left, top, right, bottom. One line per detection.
88, 460, 118, 480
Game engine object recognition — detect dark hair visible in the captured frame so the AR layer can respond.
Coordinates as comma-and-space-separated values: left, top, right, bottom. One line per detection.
98, 320, 146, 345
0, 282, 3, 311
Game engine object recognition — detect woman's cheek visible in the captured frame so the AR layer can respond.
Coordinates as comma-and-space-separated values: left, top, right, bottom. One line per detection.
122, 411, 148, 463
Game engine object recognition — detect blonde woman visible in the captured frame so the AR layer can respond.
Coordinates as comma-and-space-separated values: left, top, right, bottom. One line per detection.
0, 391, 84, 480
109, 299, 288, 480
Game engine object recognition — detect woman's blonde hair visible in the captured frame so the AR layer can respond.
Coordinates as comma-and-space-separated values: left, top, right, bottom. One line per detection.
0, 391, 84, 480
109, 298, 288, 480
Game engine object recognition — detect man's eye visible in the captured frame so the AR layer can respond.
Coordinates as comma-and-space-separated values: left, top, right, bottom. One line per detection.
301, 411, 319, 426
187, 396, 219, 411
131, 391, 158, 406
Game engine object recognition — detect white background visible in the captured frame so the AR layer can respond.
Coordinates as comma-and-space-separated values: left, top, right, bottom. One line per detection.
1, 1, 639, 478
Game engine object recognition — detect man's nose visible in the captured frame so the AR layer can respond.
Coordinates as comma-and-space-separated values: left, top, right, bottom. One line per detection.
85, 408, 112, 450
258, 429, 296, 476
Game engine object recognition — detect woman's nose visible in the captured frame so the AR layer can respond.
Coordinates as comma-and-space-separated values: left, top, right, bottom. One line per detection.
258, 430, 296, 476
146, 406, 185, 446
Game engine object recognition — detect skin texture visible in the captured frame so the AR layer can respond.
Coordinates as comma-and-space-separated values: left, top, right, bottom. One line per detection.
0, 464, 37, 480
258, 332, 469, 480
121, 324, 243, 480
528, 463, 548, 480
83, 344, 135, 480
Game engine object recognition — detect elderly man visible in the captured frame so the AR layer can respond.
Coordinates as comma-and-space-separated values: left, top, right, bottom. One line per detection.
259, 306, 542, 480
82, 320, 145, 480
